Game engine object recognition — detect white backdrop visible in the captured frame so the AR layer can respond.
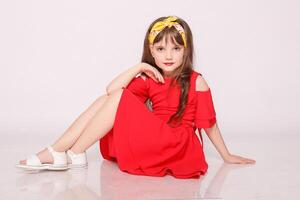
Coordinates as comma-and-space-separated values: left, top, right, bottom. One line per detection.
1, 0, 299, 138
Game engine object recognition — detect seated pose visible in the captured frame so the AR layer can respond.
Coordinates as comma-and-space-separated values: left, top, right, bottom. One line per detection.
16, 16, 255, 179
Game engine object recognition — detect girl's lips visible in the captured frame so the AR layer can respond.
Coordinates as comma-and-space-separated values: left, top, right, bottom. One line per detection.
164, 62, 174, 66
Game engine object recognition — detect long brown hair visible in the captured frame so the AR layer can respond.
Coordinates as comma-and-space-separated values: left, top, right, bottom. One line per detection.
141, 16, 195, 127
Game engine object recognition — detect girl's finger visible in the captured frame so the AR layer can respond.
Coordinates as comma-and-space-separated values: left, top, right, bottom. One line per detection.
157, 74, 161, 82
146, 72, 155, 81
241, 157, 255, 163
160, 75, 165, 83
152, 76, 158, 82
242, 158, 253, 164
239, 159, 247, 164
247, 159, 256, 163
146, 68, 158, 82
154, 71, 159, 82
241, 158, 249, 163
152, 73, 158, 82
158, 74, 163, 83
156, 71, 163, 83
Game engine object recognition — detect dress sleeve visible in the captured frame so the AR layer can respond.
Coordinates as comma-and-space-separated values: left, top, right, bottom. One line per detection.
123, 75, 149, 103
194, 88, 217, 129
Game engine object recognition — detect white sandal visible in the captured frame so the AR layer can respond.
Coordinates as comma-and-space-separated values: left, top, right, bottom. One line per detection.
15, 146, 68, 171
66, 150, 88, 169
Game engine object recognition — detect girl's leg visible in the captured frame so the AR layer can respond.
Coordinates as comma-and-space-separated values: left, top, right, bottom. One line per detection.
52, 94, 110, 152
68, 88, 124, 154
19, 93, 110, 165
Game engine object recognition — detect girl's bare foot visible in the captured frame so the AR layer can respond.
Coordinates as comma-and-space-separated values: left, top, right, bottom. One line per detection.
19, 148, 54, 165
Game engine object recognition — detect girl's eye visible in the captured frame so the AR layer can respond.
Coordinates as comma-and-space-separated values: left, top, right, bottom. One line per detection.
156, 47, 181, 51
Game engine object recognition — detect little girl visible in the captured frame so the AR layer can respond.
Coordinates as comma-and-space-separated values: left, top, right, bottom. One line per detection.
16, 16, 255, 179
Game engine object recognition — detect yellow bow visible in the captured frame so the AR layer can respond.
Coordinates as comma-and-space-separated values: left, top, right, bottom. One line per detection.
148, 16, 187, 47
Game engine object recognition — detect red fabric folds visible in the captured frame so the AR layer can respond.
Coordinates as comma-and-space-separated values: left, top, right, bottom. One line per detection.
99, 71, 217, 179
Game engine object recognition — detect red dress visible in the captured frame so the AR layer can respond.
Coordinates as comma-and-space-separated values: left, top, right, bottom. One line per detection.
99, 70, 217, 179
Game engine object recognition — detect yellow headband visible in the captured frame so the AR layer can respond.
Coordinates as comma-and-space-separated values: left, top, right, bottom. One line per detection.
148, 16, 187, 48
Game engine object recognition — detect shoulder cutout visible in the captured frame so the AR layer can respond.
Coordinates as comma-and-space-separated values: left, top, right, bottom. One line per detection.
139, 74, 147, 81
195, 74, 210, 91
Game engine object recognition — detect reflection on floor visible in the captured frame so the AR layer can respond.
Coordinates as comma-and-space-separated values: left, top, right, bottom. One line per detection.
1, 133, 299, 199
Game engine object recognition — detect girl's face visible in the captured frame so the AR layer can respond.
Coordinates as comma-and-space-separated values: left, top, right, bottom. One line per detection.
150, 35, 184, 77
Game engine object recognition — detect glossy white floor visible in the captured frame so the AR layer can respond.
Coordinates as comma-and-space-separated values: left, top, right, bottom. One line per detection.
1, 132, 299, 200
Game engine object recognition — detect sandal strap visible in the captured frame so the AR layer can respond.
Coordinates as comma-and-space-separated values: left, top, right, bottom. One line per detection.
46, 146, 67, 165
26, 155, 42, 166
67, 150, 87, 165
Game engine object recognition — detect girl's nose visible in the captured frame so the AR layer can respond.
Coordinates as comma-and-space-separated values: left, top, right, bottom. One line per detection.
166, 51, 173, 59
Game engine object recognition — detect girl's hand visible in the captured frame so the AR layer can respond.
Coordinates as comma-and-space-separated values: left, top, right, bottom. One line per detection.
223, 153, 256, 164
139, 62, 165, 83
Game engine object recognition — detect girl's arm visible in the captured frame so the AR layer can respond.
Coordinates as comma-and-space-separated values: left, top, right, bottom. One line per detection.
106, 63, 142, 95
203, 123, 230, 160
204, 123, 255, 164
106, 63, 165, 95
196, 75, 256, 164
